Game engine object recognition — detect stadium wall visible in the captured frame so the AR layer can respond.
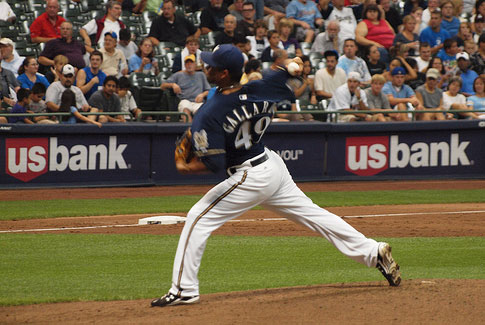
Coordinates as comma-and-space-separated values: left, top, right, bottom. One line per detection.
1, 121, 484, 188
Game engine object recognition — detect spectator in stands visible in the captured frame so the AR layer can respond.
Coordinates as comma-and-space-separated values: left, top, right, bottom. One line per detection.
405, 57, 426, 90
233, 34, 251, 62
240, 58, 262, 84
235, 1, 256, 37
229, 0, 245, 20
172, 36, 203, 74
365, 45, 386, 76
29, 0, 65, 43
200, 0, 230, 35
437, 38, 459, 71
76, 51, 107, 100
455, 52, 478, 97
287, 55, 315, 121
0, 49, 20, 107
161, 54, 211, 122
440, 1, 460, 37
277, 18, 302, 57
99, 32, 128, 77
45, 64, 93, 113
419, 10, 451, 55
311, 20, 343, 55
403, 0, 426, 17
285, 0, 323, 44
88, 76, 125, 123
59, 89, 102, 126
29, 83, 57, 124
415, 68, 447, 120
247, 20, 269, 59
117, 29, 138, 61
261, 30, 284, 62
117, 76, 141, 120
215, 14, 239, 45
393, 15, 419, 57
17, 58, 50, 90
44, 55, 68, 84
148, 0, 200, 47
128, 38, 159, 74
456, 22, 474, 49
464, 40, 478, 57
328, 71, 383, 122
471, 34, 485, 76
415, 42, 432, 73
410, 6, 426, 35
382, 67, 424, 121
467, 76, 485, 117
337, 39, 372, 85
38, 21, 87, 70
264, 0, 289, 25
0, 38, 24, 77
379, 0, 402, 33
365, 74, 391, 118
80, 1, 125, 52
314, 50, 346, 100
473, 15, 485, 43
355, 4, 394, 64
426, 56, 449, 90
0, 1, 16, 24
443, 76, 479, 119
382, 56, 417, 83
7, 88, 34, 124
421, 0, 439, 28
320, 0, 357, 41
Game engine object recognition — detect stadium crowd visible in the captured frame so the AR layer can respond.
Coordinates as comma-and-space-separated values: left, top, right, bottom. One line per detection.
1, 0, 485, 124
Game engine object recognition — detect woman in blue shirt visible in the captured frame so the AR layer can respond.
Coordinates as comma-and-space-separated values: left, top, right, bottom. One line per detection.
16, 57, 50, 90
467, 76, 485, 118
128, 38, 159, 74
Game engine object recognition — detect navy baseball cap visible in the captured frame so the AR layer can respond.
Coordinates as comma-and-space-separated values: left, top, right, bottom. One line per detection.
391, 67, 406, 76
201, 44, 244, 73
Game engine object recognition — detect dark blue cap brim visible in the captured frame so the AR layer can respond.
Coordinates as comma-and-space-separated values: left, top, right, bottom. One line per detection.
201, 51, 220, 68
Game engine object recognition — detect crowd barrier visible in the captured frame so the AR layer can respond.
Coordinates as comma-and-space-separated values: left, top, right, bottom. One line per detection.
0, 120, 484, 188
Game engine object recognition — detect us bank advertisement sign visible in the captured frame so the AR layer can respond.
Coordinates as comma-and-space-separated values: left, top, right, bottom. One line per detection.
1, 135, 151, 185
327, 131, 485, 177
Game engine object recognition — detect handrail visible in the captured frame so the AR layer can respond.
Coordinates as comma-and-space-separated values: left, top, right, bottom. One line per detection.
137, 111, 189, 122
0, 112, 133, 117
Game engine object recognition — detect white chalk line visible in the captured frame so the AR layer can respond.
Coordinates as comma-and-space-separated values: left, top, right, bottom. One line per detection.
1, 210, 484, 234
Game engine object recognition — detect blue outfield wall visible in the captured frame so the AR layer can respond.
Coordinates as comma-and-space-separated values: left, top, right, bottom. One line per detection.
0, 120, 484, 188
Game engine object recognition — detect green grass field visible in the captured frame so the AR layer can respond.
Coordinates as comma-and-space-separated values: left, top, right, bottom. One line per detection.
1, 188, 484, 306
1, 189, 485, 220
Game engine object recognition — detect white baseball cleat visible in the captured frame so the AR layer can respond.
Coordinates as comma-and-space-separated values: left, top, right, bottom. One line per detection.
151, 293, 200, 307
376, 243, 401, 286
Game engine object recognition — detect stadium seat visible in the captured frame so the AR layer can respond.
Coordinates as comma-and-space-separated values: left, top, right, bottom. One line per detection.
199, 32, 215, 51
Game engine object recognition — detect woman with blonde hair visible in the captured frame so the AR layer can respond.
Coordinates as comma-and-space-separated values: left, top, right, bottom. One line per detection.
45, 54, 69, 83
393, 15, 419, 56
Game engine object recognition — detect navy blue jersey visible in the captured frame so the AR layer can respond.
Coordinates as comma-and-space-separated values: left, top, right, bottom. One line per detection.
191, 69, 295, 172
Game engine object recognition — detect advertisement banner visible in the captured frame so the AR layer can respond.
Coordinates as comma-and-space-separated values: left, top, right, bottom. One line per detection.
327, 130, 485, 178
1, 134, 151, 186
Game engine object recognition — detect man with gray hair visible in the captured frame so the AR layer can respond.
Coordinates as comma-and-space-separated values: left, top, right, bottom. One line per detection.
80, 0, 126, 52
311, 20, 344, 54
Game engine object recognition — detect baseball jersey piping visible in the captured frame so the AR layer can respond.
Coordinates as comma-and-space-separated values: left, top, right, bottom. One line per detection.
176, 171, 248, 295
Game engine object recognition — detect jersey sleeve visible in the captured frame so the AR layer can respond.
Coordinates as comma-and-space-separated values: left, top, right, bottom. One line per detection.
191, 112, 226, 172
244, 69, 295, 103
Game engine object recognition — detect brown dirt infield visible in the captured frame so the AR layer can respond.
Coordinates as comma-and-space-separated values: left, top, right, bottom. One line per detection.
1, 180, 484, 324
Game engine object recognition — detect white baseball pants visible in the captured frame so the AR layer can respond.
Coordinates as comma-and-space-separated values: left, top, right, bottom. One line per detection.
169, 149, 380, 297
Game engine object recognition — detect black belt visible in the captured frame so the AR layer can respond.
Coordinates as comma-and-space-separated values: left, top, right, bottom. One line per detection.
228, 153, 269, 175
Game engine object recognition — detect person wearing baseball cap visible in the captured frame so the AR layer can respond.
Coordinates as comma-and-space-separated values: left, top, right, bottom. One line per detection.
45, 64, 96, 116
382, 66, 425, 121
151, 43, 401, 309
99, 31, 128, 76
415, 68, 446, 120
0, 38, 25, 78
456, 51, 479, 96
327, 71, 385, 122
160, 52, 211, 122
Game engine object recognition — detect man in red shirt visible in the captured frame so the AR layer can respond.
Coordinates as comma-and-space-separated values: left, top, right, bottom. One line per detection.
29, 0, 66, 43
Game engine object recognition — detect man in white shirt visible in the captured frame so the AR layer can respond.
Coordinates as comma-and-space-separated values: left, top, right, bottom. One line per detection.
314, 50, 346, 100
319, 0, 357, 41
80, 0, 125, 52
415, 42, 432, 73
327, 71, 374, 122
311, 20, 344, 55
0, 1, 16, 23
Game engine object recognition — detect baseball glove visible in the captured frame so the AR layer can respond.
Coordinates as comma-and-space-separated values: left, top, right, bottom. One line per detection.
175, 128, 195, 164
